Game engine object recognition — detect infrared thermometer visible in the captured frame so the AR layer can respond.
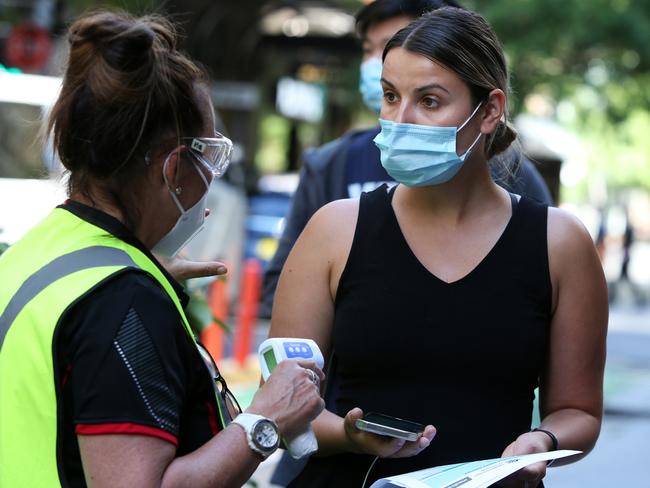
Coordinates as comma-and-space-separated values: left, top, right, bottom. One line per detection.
258, 338, 324, 459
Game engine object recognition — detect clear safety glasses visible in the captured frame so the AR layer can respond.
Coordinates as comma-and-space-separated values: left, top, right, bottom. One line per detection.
183, 131, 233, 178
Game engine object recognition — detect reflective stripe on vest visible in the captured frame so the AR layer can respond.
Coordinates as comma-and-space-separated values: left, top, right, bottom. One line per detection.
0, 246, 137, 351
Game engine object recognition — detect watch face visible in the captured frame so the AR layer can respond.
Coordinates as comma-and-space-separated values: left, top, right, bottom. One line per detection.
253, 420, 279, 451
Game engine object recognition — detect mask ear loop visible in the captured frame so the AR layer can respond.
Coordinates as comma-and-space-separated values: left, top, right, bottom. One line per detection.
162, 146, 212, 213
190, 157, 211, 190
456, 101, 484, 133
162, 148, 188, 215
456, 101, 486, 160
459, 131, 484, 160
186, 152, 214, 219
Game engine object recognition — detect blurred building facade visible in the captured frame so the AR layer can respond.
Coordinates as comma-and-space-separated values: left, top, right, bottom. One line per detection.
1, 0, 365, 186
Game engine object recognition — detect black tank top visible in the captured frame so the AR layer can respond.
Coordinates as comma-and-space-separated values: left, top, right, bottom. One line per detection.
289, 185, 552, 488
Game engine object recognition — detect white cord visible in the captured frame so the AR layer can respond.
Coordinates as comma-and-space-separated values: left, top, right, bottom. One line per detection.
361, 456, 380, 488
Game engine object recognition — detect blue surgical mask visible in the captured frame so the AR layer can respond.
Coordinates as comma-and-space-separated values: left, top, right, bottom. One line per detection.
373, 103, 484, 187
359, 57, 383, 113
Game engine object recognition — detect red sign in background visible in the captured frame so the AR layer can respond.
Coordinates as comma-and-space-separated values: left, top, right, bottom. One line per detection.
5, 23, 52, 73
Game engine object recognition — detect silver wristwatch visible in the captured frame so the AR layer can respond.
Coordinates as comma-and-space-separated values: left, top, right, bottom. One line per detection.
232, 413, 280, 459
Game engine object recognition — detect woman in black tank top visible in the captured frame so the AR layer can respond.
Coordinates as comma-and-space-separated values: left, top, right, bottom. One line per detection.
269, 8, 607, 488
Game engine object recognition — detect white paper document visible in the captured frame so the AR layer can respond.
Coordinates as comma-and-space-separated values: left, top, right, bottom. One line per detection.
370, 450, 581, 488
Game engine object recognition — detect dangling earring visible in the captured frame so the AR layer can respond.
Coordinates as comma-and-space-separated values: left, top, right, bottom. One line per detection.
174, 187, 182, 195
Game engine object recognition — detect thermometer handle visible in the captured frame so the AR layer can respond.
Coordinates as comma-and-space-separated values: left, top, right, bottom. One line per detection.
285, 426, 318, 459
257, 338, 324, 459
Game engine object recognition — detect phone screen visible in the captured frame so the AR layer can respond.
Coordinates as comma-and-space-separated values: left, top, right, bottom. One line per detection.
363, 413, 424, 433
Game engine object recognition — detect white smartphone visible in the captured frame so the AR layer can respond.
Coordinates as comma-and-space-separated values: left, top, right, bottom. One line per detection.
355, 412, 425, 442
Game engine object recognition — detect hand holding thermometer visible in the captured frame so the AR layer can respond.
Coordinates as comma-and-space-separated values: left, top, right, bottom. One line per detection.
258, 338, 324, 459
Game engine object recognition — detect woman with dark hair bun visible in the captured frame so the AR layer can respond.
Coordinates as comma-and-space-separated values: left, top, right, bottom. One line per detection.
0, 11, 324, 487
270, 7, 607, 488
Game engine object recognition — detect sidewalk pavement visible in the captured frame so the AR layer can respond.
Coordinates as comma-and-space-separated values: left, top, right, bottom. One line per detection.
545, 371, 650, 487
607, 303, 650, 335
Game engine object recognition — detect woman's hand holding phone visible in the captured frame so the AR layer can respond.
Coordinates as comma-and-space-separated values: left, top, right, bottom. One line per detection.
343, 408, 436, 458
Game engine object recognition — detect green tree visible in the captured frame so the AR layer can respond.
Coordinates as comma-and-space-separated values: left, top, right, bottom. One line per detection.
472, 0, 650, 191
475, 0, 650, 115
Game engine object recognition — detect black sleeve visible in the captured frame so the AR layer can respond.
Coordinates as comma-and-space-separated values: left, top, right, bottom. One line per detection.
511, 158, 554, 206
61, 271, 190, 446
260, 161, 325, 318
490, 146, 553, 206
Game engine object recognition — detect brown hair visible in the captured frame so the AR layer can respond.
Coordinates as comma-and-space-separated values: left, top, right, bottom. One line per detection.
384, 7, 517, 159
47, 11, 207, 226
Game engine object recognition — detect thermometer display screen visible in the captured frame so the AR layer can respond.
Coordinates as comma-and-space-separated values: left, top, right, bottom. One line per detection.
264, 349, 278, 372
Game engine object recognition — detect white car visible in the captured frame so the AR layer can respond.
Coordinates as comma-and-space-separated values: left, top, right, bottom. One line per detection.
0, 71, 67, 245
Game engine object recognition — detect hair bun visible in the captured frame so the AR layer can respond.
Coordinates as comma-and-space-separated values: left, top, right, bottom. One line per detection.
104, 23, 154, 71
488, 120, 517, 158
69, 12, 155, 71
50, 10, 207, 199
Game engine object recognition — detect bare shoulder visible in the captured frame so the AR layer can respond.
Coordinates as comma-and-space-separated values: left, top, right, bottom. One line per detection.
272, 198, 360, 342
548, 207, 591, 244
547, 207, 595, 257
282, 197, 360, 280
310, 198, 359, 227
300, 198, 360, 249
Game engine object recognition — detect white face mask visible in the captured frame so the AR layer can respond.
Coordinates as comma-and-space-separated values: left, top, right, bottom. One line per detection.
153, 156, 211, 258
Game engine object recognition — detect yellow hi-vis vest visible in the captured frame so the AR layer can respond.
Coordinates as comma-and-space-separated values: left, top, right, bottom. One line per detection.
0, 207, 226, 487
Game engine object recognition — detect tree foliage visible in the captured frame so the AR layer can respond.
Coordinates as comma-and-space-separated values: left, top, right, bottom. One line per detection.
469, 0, 650, 191
474, 0, 650, 115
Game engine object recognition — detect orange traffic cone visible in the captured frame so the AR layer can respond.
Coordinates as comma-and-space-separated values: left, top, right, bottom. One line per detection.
233, 259, 262, 367
201, 277, 228, 361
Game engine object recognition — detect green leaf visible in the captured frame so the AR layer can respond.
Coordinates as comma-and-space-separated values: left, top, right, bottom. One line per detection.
183, 284, 231, 336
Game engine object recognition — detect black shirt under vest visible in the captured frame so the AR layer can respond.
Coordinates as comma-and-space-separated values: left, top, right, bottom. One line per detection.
53, 201, 222, 488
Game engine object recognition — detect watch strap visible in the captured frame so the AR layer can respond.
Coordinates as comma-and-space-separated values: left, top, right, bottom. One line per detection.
232, 413, 279, 459
233, 413, 265, 431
